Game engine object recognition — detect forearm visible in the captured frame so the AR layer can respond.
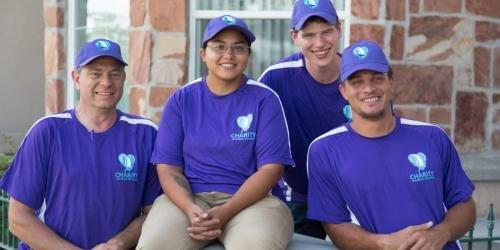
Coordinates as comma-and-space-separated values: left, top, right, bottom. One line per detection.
157, 164, 195, 213
324, 222, 383, 250
9, 198, 79, 250
432, 198, 476, 242
105, 206, 152, 249
222, 163, 284, 219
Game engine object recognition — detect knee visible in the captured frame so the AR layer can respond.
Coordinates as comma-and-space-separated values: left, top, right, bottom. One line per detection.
137, 196, 188, 249
224, 230, 292, 250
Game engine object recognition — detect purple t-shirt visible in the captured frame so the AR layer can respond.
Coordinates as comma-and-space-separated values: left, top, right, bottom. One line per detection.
151, 76, 294, 194
259, 52, 348, 202
0, 109, 161, 249
307, 118, 474, 250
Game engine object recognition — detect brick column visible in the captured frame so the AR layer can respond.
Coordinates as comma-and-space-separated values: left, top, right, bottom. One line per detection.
44, 0, 67, 114
129, 0, 187, 123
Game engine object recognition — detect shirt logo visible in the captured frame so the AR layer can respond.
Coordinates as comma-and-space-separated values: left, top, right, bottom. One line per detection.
408, 152, 434, 183
95, 40, 111, 50
116, 153, 138, 181
237, 114, 253, 131
353, 46, 368, 59
231, 114, 256, 140
222, 15, 237, 25
304, 0, 319, 8
119, 153, 135, 171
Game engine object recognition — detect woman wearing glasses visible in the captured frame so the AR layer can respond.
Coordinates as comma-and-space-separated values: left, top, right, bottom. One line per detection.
137, 15, 294, 249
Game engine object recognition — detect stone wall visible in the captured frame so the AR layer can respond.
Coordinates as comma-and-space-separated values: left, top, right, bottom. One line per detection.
350, 0, 500, 156
128, 0, 187, 124
44, 0, 66, 114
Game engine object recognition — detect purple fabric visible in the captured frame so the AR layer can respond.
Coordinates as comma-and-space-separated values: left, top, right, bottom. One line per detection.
291, 0, 338, 30
202, 15, 255, 46
259, 52, 348, 202
74, 38, 127, 70
307, 117, 474, 250
0, 110, 161, 249
152, 76, 293, 194
340, 40, 389, 81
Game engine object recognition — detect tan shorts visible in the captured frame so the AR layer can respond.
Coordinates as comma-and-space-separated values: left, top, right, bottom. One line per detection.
137, 192, 294, 250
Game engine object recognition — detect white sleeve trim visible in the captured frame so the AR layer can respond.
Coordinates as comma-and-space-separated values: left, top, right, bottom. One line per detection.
119, 116, 158, 130
306, 126, 348, 178
400, 118, 436, 127
258, 59, 303, 81
21, 113, 72, 145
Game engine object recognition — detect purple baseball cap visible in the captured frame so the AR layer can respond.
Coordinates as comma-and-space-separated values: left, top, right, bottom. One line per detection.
291, 0, 338, 30
202, 15, 256, 46
341, 40, 389, 81
74, 38, 127, 70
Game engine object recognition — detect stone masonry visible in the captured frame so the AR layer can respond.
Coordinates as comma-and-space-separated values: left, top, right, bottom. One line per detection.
351, 0, 500, 155
128, 0, 187, 123
43, 0, 66, 114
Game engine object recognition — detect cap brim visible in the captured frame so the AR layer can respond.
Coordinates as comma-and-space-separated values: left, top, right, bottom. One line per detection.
341, 63, 389, 82
203, 25, 256, 46
293, 12, 337, 30
76, 54, 128, 70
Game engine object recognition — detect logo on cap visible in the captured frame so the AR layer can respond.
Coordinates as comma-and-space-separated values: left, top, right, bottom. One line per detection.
304, 0, 319, 8
222, 15, 237, 25
95, 40, 111, 51
353, 46, 368, 59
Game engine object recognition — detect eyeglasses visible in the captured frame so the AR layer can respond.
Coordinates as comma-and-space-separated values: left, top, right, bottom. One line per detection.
206, 43, 250, 55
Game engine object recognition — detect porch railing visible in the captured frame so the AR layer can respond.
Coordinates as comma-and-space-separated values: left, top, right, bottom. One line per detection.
460, 203, 500, 250
0, 190, 17, 250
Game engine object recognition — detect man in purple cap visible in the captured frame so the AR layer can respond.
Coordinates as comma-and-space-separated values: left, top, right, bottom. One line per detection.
0, 38, 161, 249
307, 40, 476, 249
258, 0, 348, 239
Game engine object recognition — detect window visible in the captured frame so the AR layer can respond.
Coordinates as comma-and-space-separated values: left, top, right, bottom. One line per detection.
67, 0, 130, 110
189, 0, 350, 81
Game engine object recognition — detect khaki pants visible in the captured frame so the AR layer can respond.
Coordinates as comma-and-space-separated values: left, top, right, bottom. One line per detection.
137, 192, 294, 250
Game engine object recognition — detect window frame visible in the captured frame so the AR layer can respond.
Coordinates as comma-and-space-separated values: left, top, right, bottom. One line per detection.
67, 0, 78, 109
188, 0, 351, 81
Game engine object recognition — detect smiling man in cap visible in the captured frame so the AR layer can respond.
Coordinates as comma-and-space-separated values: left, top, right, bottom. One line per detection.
258, 0, 348, 239
0, 38, 161, 249
306, 40, 476, 249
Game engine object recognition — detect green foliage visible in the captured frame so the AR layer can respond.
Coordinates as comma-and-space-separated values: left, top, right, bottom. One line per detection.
0, 153, 12, 175
0, 131, 15, 154
0, 132, 15, 176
